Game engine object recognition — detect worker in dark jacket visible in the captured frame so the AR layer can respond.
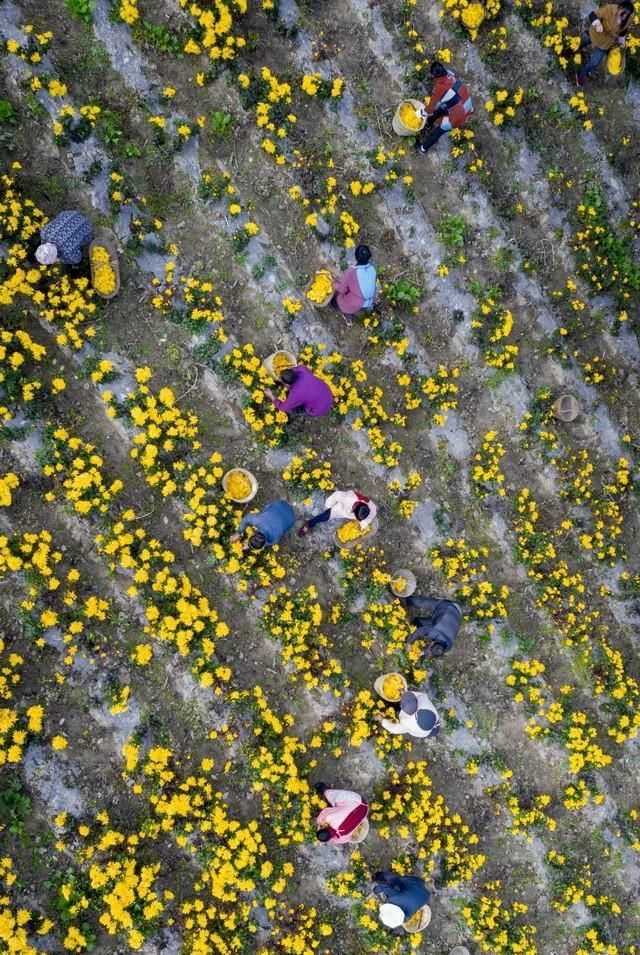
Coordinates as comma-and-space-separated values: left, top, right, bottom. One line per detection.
36, 210, 93, 266
405, 595, 462, 658
230, 500, 295, 551
373, 871, 430, 928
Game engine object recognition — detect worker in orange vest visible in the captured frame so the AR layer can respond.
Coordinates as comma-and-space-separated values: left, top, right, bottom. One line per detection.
417, 62, 474, 155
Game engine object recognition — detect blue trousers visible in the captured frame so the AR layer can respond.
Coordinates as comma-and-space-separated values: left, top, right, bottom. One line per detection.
577, 30, 607, 78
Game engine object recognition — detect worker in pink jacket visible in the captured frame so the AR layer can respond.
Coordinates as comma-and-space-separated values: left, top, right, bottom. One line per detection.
315, 783, 369, 844
330, 244, 378, 325
298, 488, 377, 537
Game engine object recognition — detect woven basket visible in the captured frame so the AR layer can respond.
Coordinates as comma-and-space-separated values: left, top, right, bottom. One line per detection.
392, 99, 426, 136
552, 394, 580, 422
349, 817, 370, 844
305, 270, 336, 309
263, 351, 297, 381
374, 672, 408, 703
403, 904, 432, 933
89, 232, 120, 300
222, 467, 258, 503
390, 569, 417, 597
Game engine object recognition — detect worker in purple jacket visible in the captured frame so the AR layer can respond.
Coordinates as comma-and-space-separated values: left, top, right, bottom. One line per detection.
330, 244, 379, 325
264, 366, 334, 418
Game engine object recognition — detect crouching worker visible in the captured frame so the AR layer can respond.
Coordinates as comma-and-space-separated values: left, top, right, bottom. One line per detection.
264, 366, 333, 419
298, 488, 377, 537
417, 61, 473, 155
576, 1, 634, 85
374, 690, 440, 739
36, 210, 93, 268
230, 499, 295, 551
405, 594, 462, 658
315, 783, 369, 844
373, 871, 431, 929
331, 244, 379, 325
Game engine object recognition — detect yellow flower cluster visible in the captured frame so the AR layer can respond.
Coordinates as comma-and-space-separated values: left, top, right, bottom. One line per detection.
119, 368, 201, 496
260, 586, 346, 693
90, 245, 116, 296
116, 0, 139, 24
462, 881, 538, 954
485, 87, 524, 126
442, 0, 501, 40
150, 266, 227, 345
430, 538, 510, 633
281, 447, 335, 496
0, 472, 20, 507
345, 689, 412, 759
559, 450, 630, 564
398, 101, 423, 131
336, 520, 372, 543
306, 269, 334, 303
223, 343, 290, 446
471, 289, 519, 370
371, 762, 486, 883
42, 427, 123, 516
0, 636, 44, 766
472, 429, 507, 498
178, 0, 247, 62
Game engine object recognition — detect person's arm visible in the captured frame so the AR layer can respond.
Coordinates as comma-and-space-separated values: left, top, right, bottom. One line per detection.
333, 268, 353, 294
357, 501, 376, 530
272, 385, 301, 412
237, 514, 253, 534
324, 788, 360, 807
324, 490, 340, 509
380, 717, 408, 734
589, 7, 604, 30
408, 623, 438, 645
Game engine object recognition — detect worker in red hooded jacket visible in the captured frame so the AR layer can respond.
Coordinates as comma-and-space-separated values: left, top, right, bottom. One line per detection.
416, 61, 474, 155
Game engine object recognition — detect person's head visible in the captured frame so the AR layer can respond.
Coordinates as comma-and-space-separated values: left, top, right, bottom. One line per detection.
426, 641, 445, 659
379, 903, 405, 928
248, 532, 267, 551
280, 368, 297, 386
618, 0, 633, 21
415, 709, 438, 733
400, 691, 418, 715
355, 244, 372, 265
430, 60, 448, 78
35, 243, 59, 266
316, 827, 331, 842
353, 502, 370, 523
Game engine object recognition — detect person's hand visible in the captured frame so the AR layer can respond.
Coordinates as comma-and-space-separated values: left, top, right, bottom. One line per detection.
229, 532, 240, 543
418, 107, 428, 119
264, 388, 274, 401
618, 34, 626, 46
373, 712, 384, 723
593, 17, 603, 31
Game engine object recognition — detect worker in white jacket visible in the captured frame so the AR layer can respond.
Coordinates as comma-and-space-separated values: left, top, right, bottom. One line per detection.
298, 488, 377, 537
374, 690, 440, 739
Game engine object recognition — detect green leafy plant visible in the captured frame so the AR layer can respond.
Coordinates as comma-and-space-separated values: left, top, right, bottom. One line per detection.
65, 0, 95, 24
383, 278, 422, 309
210, 110, 234, 140
436, 213, 469, 250
0, 99, 17, 125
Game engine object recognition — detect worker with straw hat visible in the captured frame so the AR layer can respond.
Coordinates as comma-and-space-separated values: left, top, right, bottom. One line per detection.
373, 870, 431, 929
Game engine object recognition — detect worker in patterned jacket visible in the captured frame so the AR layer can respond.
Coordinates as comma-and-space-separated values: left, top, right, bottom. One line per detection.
36, 210, 93, 267
416, 61, 474, 155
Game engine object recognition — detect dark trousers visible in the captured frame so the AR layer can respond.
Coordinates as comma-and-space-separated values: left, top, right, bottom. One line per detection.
577, 30, 607, 78
418, 126, 447, 152
308, 508, 332, 528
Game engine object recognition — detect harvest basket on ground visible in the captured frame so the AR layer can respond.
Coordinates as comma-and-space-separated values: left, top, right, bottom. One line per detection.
334, 515, 379, 550
392, 99, 426, 136
403, 904, 432, 933
390, 569, 417, 597
222, 467, 258, 503
552, 394, 580, 422
263, 350, 297, 381
349, 817, 370, 844
607, 46, 625, 75
374, 672, 408, 703
305, 269, 336, 308
89, 232, 120, 300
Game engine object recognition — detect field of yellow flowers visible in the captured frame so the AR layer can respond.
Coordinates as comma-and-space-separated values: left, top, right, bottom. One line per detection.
1, 0, 639, 953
